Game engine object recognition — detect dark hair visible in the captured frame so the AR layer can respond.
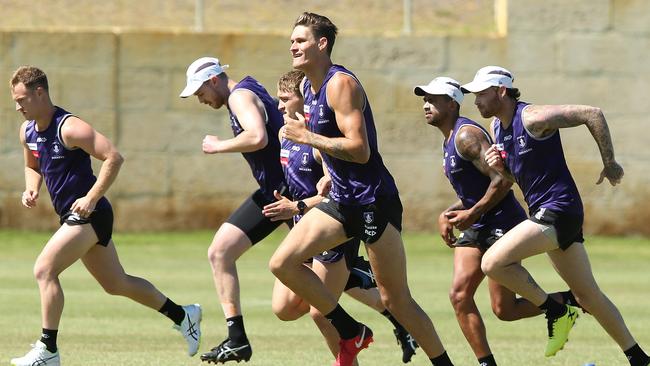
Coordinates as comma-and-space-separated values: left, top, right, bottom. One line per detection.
278, 70, 305, 96
294, 12, 338, 55
506, 87, 521, 101
10, 66, 49, 91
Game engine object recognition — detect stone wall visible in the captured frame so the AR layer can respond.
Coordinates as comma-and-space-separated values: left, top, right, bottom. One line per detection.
1, 0, 649, 235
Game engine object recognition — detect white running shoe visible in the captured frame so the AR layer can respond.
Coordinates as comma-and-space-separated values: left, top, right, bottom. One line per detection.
10, 340, 60, 366
174, 304, 202, 356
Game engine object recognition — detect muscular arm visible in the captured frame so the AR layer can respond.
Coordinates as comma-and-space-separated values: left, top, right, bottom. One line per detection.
305, 73, 370, 163
215, 90, 269, 153
20, 121, 42, 208
446, 126, 514, 230
61, 116, 124, 211
523, 104, 623, 185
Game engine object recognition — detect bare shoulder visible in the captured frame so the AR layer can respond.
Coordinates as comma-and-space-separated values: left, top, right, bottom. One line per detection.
59, 116, 95, 147
326, 72, 362, 108
455, 125, 488, 160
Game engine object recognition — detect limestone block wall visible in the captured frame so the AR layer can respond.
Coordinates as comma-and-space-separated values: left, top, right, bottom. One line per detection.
1, 0, 649, 235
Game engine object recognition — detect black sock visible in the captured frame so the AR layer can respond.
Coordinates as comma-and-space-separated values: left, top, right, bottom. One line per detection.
40, 328, 58, 353
158, 298, 185, 326
560, 290, 580, 308
625, 344, 650, 366
325, 304, 359, 339
430, 351, 454, 366
478, 354, 497, 366
381, 310, 402, 329
227, 315, 248, 344
539, 295, 566, 319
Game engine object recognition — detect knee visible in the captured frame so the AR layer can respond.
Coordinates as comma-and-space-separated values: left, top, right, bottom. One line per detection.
207, 240, 236, 266
273, 304, 306, 321
448, 286, 472, 311
377, 286, 408, 315
268, 253, 290, 280
480, 253, 503, 277
491, 302, 514, 321
33, 261, 56, 283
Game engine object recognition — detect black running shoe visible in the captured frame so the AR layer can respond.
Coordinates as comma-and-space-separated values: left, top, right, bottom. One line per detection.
394, 325, 418, 363
200, 338, 252, 364
345, 256, 376, 290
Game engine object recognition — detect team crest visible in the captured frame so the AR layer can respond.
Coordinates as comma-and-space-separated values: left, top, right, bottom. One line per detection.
363, 211, 374, 224
319, 104, 324, 117
449, 156, 457, 167
517, 136, 526, 148
301, 152, 309, 166
51, 142, 62, 155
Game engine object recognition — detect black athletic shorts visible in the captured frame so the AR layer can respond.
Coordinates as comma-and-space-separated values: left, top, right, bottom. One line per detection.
529, 207, 584, 250
226, 188, 292, 245
60, 208, 114, 246
315, 195, 403, 244
456, 226, 506, 252
313, 238, 360, 270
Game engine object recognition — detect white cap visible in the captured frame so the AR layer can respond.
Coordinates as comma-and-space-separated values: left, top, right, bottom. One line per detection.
413, 77, 464, 104
179, 57, 230, 98
461, 66, 514, 93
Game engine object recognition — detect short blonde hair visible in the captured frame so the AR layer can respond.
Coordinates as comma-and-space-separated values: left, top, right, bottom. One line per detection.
10, 66, 49, 91
278, 70, 304, 96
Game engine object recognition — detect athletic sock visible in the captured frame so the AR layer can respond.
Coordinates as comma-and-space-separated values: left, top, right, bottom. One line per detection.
381, 309, 402, 329
539, 295, 566, 319
324, 304, 359, 339
226, 315, 248, 344
560, 290, 580, 308
40, 328, 58, 353
624, 344, 650, 366
430, 351, 454, 365
158, 298, 185, 326
478, 354, 497, 366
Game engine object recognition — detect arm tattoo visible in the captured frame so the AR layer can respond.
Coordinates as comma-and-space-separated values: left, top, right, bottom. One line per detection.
309, 133, 357, 162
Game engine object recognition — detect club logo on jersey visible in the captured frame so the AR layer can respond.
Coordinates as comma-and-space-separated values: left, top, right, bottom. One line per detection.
449, 156, 457, 167
280, 149, 290, 166
301, 152, 309, 166
517, 136, 526, 148
319, 104, 324, 117
503, 134, 512, 141
363, 212, 374, 224
36, 137, 47, 142
50, 142, 65, 159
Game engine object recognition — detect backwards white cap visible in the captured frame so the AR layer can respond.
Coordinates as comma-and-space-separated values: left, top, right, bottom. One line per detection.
413, 76, 464, 104
461, 66, 514, 93
179, 57, 229, 98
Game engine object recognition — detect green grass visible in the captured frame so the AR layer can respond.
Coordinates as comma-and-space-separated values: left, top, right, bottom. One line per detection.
1, 230, 649, 365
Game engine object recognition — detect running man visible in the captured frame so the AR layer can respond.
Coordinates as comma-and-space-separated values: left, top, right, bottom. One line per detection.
9, 66, 201, 366
269, 13, 453, 366
463, 65, 650, 365
179, 57, 288, 363
266, 69, 418, 364
414, 76, 579, 366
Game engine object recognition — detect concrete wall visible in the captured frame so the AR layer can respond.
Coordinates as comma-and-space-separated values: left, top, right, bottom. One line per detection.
1, 0, 649, 235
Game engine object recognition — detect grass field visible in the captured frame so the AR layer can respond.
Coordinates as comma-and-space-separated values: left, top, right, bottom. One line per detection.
1, 229, 649, 365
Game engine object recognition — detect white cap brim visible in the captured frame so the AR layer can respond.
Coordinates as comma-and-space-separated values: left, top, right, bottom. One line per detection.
179, 80, 204, 98
413, 80, 464, 104
460, 80, 493, 94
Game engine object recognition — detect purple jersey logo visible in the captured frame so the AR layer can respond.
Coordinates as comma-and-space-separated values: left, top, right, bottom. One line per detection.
363, 211, 374, 224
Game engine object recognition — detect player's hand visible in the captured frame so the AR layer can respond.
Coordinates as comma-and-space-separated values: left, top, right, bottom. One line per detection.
485, 144, 506, 173
445, 209, 477, 231
262, 190, 298, 221
21, 190, 39, 208
283, 112, 311, 145
70, 196, 97, 218
438, 212, 457, 248
202, 135, 221, 154
316, 175, 331, 196
597, 160, 624, 186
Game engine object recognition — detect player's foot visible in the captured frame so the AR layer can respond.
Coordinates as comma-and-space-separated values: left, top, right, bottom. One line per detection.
545, 304, 579, 357
347, 256, 376, 290
10, 340, 60, 366
333, 323, 373, 366
393, 325, 418, 363
201, 338, 252, 364
174, 304, 202, 356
